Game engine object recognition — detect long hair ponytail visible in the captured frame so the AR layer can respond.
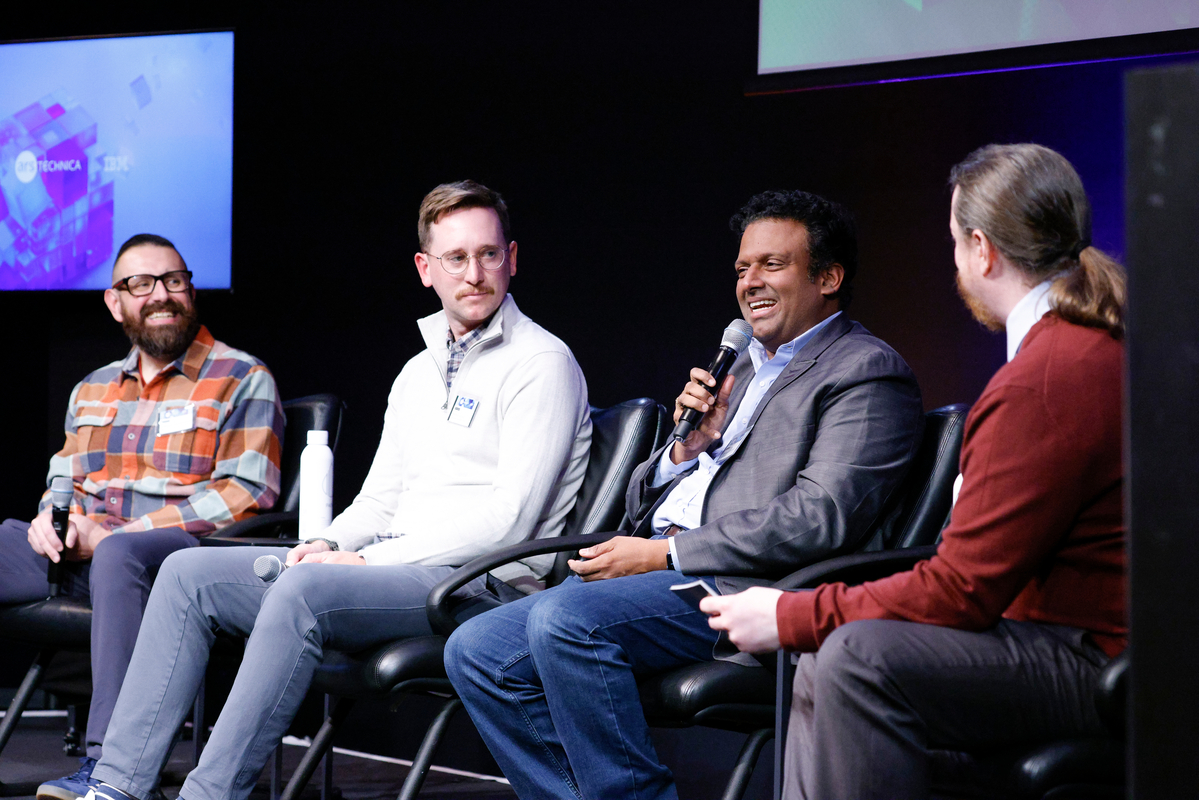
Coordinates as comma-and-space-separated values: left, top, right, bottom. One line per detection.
1049, 246, 1126, 337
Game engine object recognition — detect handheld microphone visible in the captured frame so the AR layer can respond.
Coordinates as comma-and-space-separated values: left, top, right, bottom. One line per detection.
671, 320, 754, 442
47, 477, 73, 596
254, 554, 287, 582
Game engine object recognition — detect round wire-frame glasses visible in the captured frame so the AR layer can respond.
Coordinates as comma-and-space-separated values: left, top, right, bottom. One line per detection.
427, 245, 509, 275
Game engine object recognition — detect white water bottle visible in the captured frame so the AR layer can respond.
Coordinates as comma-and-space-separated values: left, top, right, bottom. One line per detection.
299, 430, 333, 537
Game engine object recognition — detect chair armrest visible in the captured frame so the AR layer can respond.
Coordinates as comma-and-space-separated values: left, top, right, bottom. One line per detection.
426, 531, 625, 636
1096, 649, 1128, 735
200, 536, 302, 548
209, 511, 299, 539
772, 545, 938, 591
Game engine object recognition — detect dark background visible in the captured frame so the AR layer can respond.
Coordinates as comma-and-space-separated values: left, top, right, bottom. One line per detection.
4, 3, 1197, 795
6, 2, 1190, 519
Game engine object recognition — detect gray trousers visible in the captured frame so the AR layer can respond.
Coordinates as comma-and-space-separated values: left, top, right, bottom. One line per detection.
0, 518, 197, 759
90, 546, 513, 800
783, 618, 1111, 800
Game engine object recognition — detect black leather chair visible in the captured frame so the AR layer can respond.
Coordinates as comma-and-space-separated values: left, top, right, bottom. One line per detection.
276, 398, 669, 800
423, 403, 970, 800
926, 648, 1126, 800
0, 394, 344, 791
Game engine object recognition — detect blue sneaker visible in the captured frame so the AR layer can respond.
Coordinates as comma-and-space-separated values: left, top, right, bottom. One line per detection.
36, 756, 98, 800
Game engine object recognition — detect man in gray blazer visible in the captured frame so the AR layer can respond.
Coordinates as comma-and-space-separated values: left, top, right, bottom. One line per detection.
445, 189, 924, 800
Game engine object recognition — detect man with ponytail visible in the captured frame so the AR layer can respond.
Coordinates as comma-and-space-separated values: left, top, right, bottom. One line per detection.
700, 143, 1126, 799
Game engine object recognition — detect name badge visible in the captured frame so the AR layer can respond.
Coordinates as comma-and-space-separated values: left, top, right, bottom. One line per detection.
447, 395, 479, 427
157, 403, 197, 436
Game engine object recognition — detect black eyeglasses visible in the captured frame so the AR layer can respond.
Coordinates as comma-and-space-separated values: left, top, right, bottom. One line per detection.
111, 270, 194, 297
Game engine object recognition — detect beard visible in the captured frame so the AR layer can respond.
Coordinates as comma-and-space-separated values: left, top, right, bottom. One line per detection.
955, 272, 1005, 332
122, 298, 202, 363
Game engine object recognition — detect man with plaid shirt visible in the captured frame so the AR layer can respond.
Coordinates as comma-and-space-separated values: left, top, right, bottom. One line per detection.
0, 233, 284, 800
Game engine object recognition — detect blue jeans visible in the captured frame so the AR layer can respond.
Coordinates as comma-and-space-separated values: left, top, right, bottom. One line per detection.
445, 571, 722, 800
91, 546, 509, 800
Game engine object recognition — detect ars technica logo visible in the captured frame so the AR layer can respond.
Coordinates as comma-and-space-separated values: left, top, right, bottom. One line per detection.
14, 150, 37, 183
13, 149, 84, 184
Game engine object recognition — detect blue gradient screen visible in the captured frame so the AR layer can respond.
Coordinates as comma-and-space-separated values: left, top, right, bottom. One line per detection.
0, 31, 233, 290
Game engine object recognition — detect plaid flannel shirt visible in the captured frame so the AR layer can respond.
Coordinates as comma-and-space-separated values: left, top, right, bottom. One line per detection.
38, 326, 285, 535
446, 324, 487, 391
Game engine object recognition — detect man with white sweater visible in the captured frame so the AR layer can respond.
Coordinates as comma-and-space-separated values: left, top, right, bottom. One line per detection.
84, 181, 592, 800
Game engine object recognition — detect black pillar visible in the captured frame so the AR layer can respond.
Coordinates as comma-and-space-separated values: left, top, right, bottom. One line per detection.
1125, 61, 1199, 798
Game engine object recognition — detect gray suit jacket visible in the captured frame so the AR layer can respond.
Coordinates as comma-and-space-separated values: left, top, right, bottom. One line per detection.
626, 314, 923, 594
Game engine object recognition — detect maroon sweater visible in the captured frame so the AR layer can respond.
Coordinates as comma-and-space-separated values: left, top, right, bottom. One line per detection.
778, 315, 1126, 658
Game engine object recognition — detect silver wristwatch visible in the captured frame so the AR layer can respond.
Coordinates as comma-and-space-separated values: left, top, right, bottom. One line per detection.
304, 537, 339, 552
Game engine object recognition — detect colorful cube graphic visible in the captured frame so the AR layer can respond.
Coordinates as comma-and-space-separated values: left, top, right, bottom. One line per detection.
0, 92, 114, 289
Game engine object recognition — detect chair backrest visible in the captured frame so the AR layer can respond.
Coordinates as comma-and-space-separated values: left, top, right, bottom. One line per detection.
545, 398, 670, 587
872, 403, 970, 550
277, 394, 347, 513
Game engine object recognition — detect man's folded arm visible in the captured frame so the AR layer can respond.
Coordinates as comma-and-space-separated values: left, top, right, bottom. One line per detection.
318, 369, 413, 553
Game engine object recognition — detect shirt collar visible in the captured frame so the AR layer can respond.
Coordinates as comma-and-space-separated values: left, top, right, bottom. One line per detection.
747, 310, 842, 371
420, 294, 514, 353
447, 321, 489, 351
1005, 280, 1055, 362
120, 325, 214, 383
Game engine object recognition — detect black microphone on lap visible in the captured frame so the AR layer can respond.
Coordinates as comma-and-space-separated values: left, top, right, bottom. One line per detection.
47, 477, 73, 597
671, 319, 754, 443
254, 554, 287, 582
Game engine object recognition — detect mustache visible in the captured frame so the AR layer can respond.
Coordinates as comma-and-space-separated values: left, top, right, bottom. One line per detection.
139, 298, 189, 321
455, 287, 495, 300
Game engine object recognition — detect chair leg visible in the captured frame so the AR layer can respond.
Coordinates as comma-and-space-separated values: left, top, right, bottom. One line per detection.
0, 649, 54, 757
396, 697, 462, 800
279, 697, 354, 800
192, 674, 206, 767
719, 727, 773, 800
774, 650, 796, 800
270, 742, 284, 800
63, 702, 88, 756
321, 696, 334, 800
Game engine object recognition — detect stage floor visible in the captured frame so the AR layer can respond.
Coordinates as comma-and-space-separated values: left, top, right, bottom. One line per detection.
0, 713, 516, 800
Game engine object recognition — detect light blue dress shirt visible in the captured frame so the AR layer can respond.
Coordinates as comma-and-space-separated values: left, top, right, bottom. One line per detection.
651, 311, 843, 571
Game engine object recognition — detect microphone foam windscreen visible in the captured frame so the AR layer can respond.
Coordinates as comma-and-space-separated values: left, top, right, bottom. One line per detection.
253, 555, 283, 582
50, 477, 73, 508
721, 320, 754, 355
